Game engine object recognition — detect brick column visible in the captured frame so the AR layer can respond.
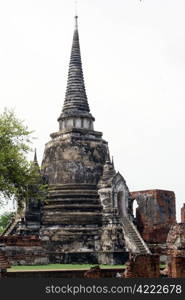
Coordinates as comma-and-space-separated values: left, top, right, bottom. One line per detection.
168, 250, 185, 278
124, 254, 160, 278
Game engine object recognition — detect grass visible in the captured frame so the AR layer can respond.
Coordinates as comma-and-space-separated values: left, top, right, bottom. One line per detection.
160, 264, 166, 269
8, 264, 166, 272
8, 264, 125, 272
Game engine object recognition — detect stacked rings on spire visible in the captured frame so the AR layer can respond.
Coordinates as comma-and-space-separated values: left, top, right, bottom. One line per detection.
63, 24, 89, 112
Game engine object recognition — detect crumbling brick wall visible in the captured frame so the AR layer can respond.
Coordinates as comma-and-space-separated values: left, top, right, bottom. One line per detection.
0, 248, 11, 278
0, 236, 41, 247
167, 250, 185, 278
131, 190, 176, 244
0, 236, 48, 266
166, 223, 185, 278
124, 254, 160, 278
166, 223, 185, 250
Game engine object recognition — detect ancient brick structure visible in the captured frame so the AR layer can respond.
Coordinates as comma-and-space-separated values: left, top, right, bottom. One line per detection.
124, 254, 160, 278
0, 246, 11, 278
167, 251, 185, 278
32, 15, 149, 264
38, 16, 132, 263
166, 223, 185, 249
2, 15, 178, 269
131, 190, 176, 244
24, 150, 42, 230
0, 236, 48, 266
166, 223, 185, 278
84, 266, 102, 278
181, 204, 185, 223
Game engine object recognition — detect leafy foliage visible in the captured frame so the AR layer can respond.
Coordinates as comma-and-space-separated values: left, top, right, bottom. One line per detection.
0, 109, 47, 210
0, 109, 32, 199
0, 212, 15, 234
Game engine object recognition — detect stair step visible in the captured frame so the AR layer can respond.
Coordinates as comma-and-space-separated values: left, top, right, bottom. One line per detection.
44, 199, 100, 205
43, 204, 102, 212
127, 236, 141, 241
41, 227, 100, 232
48, 190, 99, 197
122, 216, 150, 254
44, 204, 102, 208
43, 211, 102, 216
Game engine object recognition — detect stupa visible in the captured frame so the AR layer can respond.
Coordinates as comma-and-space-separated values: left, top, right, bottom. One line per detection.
2, 15, 151, 265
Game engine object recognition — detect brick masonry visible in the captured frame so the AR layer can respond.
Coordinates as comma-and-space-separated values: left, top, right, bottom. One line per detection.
167, 250, 185, 278
0, 248, 11, 279
124, 254, 160, 278
2, 16, 181, 274
0, 236, 48, 266
166, 223, 185, 278
131, 190, 176, 244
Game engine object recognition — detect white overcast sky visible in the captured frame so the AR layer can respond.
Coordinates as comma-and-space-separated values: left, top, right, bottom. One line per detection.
0, 0, 185, 221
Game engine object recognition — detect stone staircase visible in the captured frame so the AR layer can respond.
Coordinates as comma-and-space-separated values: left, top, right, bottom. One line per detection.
40, 184, 103, 255
1, 215, 21, 236
42, 184, 103, 226
121, 215, 151, 254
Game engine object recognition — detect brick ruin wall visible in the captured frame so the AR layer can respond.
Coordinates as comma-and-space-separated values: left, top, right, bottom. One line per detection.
2, 200, 185, 278
131, 190, 176, 245
2, 222, 185, 278
124, 254, 160, 278
0, 249, 11, 278
167, 250, 185, 278
166, 223, 185, 278
0, 236, 48, 266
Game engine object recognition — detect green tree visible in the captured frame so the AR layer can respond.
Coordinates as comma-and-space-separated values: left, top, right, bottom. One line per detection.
0, 212, 15, 234
0, 109, 42, 210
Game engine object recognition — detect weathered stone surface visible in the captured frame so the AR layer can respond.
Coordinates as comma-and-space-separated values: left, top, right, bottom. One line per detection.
0, 252, 10, 269
59, 17, 90, 116
100, 225, 125, 252
0, 236, 48, 266
131, 190, 176, 244
165, 224, 185, 278
42, 134, 107, 185
2, 16, 176, 270
167, 223, 185, 250
124, 254, 160, 278
97, 170, 150, 255
167, 251, 185, 278
0, 244, 11, 279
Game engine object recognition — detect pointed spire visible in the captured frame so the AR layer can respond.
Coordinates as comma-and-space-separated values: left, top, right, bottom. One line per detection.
33, 148, 40, 170
75, 14, 78, 30
112, 156, 114, 169
34, 148, 38, 164
62, 15, 89, 112
30, 148, 40, 175
106, 147, 111, 163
